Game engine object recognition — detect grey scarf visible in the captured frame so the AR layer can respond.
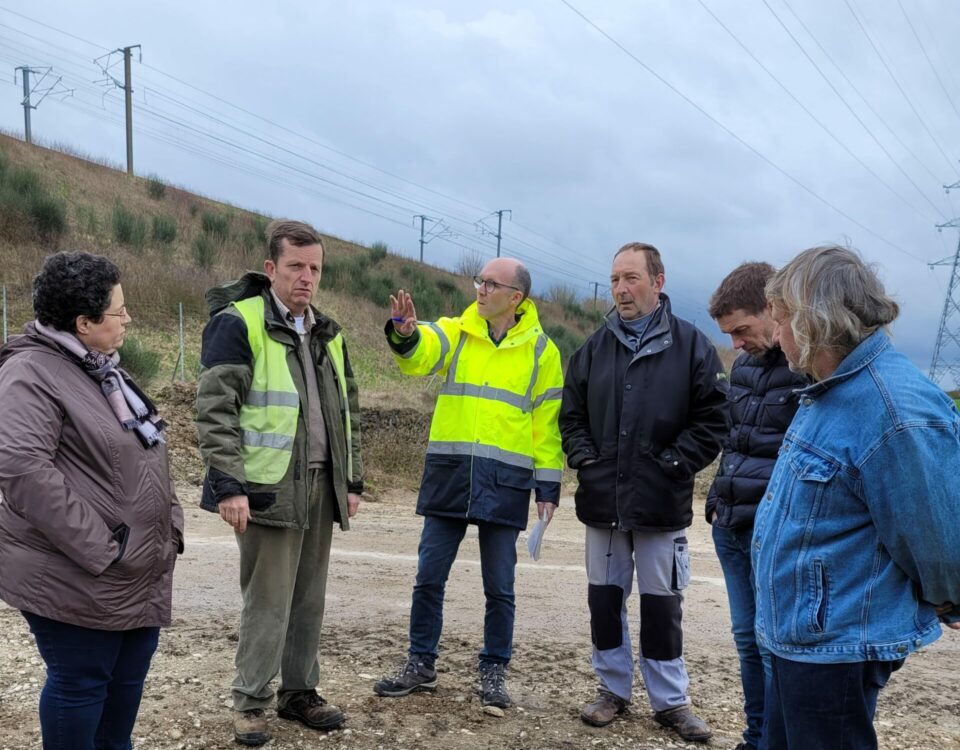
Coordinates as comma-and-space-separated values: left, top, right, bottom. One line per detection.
35, 321, 166, 448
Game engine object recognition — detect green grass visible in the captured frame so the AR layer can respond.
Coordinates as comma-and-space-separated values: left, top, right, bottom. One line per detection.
146, 175, 166, 200
119, 335, 161, 382
192, 234, 219, 269
0, 159, 68, 246
151, 215, 177, 245
200, 211, 231, 243
111, 203, 147, 252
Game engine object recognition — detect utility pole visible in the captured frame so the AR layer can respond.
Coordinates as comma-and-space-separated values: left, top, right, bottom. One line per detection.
13, 67, 70, 144
411, 215, 451, 263
122, 46, 137, 175
95, 45, 140, 175
415, 214, 428, 263
494, 209, 511, 258
592, 281, 600, 309
475, 210, 512, 257
929, 180, 960, 390
18, 67, 31, 143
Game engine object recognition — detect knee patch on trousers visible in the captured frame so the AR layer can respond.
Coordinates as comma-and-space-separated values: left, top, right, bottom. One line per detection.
640, 594, 683, 661
588, 584, 624, 651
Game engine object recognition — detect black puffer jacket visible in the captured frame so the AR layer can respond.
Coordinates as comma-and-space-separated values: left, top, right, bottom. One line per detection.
560, 296, 728, 532
706, 347, 807, 529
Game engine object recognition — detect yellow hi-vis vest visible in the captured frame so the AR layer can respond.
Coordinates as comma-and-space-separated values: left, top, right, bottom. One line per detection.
233, 296, 352, 485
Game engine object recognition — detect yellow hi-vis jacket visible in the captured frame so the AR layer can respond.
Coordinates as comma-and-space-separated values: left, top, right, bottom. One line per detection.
387, 298, 563, 529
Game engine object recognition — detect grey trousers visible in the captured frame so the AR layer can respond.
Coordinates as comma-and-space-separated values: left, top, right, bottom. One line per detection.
584, 526, 691, 712
232, 468, 335, 711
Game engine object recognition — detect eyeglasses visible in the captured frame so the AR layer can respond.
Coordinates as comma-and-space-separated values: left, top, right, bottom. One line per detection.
472, 276, 521, 294
102, 306, 129, 318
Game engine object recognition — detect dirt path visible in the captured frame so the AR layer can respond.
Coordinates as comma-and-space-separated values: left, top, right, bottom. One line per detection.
1, 486, 957, 749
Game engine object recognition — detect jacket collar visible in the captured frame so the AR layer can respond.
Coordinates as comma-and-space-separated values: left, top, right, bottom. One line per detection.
604, 293, 673, 356
799, 329, 890, 396
459, 298, 544, 347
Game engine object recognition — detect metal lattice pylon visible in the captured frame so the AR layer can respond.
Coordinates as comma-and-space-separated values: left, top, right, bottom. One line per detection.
929, 217, 960, 389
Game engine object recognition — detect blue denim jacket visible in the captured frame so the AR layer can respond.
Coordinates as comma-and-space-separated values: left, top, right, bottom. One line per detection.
753, 330, 960, 663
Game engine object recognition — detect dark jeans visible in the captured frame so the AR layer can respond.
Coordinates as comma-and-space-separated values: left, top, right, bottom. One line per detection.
712, 523, 770, 750
22, 611, 160, 750
760, 655, 904, 750
408, 515, 520, 666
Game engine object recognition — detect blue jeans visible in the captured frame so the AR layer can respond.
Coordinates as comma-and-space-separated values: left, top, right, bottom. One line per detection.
760, 656, 904, 750
22, 611, 160, 750
408, 515, 520, 666
712, 523, 770, 750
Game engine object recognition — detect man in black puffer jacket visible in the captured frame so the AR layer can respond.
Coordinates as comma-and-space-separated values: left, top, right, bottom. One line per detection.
706, 262, 807, 750
560, 242, 728, 743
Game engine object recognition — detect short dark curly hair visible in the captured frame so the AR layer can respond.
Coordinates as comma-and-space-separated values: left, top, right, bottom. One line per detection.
33, 251, 121, 332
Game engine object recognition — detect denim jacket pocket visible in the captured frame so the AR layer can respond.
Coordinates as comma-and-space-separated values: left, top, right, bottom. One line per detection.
786, 450, 839, 522
807, 558, 828, 634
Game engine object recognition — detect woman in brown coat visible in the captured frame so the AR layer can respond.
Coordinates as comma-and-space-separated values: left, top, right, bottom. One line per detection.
0, 251, 183, 750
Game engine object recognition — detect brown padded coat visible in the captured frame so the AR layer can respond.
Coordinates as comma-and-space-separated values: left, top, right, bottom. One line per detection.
0, 325, 183, 630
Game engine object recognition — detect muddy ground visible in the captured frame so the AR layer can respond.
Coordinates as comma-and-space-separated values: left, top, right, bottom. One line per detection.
1, 485, 957, 750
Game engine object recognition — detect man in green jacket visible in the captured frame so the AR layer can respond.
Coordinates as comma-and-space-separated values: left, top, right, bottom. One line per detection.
197, 220, 363, 747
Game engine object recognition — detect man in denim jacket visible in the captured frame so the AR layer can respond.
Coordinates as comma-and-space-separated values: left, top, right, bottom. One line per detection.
754, 245, 960, 750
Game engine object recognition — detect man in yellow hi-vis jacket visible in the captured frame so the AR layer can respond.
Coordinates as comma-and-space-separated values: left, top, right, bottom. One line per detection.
373, 257, 564, 709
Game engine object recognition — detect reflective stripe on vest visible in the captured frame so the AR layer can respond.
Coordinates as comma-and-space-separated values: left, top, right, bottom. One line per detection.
233, 296, 300, 484
233, 296, 354, 485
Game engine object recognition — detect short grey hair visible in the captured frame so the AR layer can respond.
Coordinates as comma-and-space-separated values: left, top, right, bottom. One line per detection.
765, 245, 899, 375
514, 263, 531, 301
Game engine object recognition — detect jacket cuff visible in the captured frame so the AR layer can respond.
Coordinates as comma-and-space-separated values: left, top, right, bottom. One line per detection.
209, 466, 247, 503
383, 320, 420, 355
535, 482, 560, 503
568, 450, 596, 470
347, 480, 364, 495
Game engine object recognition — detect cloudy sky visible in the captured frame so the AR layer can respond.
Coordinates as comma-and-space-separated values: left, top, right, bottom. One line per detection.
1, 1, 959, 379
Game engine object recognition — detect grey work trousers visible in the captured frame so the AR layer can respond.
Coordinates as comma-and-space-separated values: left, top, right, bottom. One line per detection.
584, 526, 691, 712
231, 467, 335, 711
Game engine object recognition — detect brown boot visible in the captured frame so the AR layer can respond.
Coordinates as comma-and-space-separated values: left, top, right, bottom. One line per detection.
277, 691, 345, 731
233, 708, 270, 746
653, 706, 713, 742
580, 691, 628, 727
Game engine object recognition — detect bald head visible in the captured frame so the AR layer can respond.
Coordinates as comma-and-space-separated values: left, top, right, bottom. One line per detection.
480, 258, 530, 300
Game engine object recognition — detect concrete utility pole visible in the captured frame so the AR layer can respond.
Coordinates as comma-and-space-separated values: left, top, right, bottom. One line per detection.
415, 214, 429, 263
13, 66, 71, 145
122, 46, 138, 175
412, 215, 452, 263
95, 46, 140, 175
494, 209, 511, 258
475, 210, 512, 258
18, 67, 31, 143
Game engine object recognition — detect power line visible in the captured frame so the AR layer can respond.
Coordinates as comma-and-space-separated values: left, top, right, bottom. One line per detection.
759, 0, 946, 223
555, 0, 925, 262
777, 0, 949, 187
895, 0, 960, 129
841, 0, 960, 175
696, 0, 943, 224
0, 9, 617, 285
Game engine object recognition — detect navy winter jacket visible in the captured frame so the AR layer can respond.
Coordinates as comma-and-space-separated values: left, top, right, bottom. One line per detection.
706, 347, 807, 529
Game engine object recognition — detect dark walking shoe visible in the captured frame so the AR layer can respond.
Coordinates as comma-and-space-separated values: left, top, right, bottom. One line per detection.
654, 705, 713, 742
580, 690, 628, 727
373, 657, 438, 697
233, 708, 270, 746
277, 691, 345, 731
479, 662, 512, 708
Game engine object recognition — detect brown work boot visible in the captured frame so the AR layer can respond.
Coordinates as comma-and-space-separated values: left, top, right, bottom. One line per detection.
277, 690, 345, 731
654, 705, 713, 742
580, 690, 628, 727
233, 708, 270, 746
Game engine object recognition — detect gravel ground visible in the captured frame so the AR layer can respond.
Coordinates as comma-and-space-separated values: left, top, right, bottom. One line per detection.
0, 486, 957, 750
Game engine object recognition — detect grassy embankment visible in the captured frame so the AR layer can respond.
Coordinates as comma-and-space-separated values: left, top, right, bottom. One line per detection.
0, 133, 610, 490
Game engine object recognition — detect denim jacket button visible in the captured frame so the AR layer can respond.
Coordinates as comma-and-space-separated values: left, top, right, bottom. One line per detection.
914, 639, 922, 647
897, 645, 907, 653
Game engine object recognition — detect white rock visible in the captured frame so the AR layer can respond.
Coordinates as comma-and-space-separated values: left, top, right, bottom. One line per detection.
483, 705, 504, 718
